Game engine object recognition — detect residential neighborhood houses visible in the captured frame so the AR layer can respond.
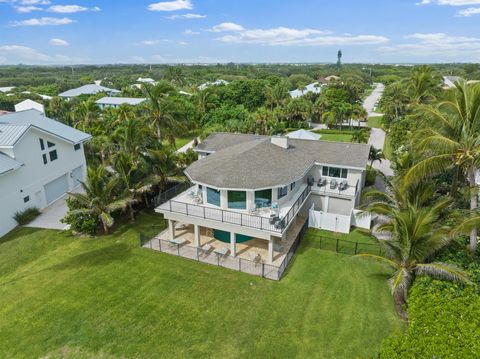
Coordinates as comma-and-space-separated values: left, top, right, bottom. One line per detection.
96, 96, 146, 110
0, 109, 90, 237
59, 83, 120, 100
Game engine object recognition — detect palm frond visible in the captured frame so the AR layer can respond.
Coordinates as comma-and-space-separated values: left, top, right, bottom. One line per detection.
415, 262, 471, 284
353, 254, 399, 269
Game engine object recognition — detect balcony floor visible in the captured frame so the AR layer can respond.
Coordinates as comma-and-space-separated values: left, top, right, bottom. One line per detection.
148, 215, 307, 268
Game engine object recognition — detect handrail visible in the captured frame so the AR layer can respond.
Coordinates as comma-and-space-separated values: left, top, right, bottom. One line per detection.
160, 185, 311, 233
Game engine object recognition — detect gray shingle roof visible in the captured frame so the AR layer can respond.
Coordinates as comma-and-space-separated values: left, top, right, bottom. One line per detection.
96, 97, 146, 106
59, 84, 120, 98
0, 110, 91, 145
195, 132, 265, 153
186, 133, 370, 190
0, 152, 23, 176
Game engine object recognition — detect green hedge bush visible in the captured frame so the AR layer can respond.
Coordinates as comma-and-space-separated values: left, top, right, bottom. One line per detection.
13, 207, 41, 225
379, 243, 480, 358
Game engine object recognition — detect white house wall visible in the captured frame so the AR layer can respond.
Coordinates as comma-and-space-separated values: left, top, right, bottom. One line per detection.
0, 128, 87, 237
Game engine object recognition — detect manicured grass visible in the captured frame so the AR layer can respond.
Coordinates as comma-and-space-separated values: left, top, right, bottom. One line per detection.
303, 228, 380, 255
312, 130, 353, 142
0, 213, 402, 358
367, 116, 384, 129
163, 130, 200, 149
383, 133, 393, 160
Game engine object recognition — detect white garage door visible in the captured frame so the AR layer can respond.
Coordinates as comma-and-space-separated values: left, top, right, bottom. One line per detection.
44, 174, 69, 205
72, 166, 83, 187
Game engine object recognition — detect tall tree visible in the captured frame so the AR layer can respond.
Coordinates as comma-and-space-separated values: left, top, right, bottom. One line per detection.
404, 81, 480, 253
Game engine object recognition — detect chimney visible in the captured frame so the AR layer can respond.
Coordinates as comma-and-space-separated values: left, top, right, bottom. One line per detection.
271, 136, 289, 149
94, 80, 101, 86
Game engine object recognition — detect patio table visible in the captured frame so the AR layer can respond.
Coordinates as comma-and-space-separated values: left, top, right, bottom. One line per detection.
170, 238, 187, 246
214, 246, 229, 257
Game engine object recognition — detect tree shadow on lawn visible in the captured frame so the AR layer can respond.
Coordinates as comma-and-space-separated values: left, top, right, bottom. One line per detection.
48, 242, 133, 272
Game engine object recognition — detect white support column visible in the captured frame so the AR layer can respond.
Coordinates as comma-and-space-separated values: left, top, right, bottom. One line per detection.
268, 236, 274, 264
168, 220, 175, 240
194, 224, 201, 247
230, 231, 236, 257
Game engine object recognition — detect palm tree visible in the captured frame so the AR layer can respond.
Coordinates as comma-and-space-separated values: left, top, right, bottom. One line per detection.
142, 81, 186, 141
67, 166, 128, 234
358, 179, 471, 320
265, 81, 289, 110
369, 147, 385, 166
113, 117, 153, 158
404, 81, 480, 253
112, 152, 150, 221
407, 65, 440, 105
72, 99, 100, 133
143, 148, 185, 192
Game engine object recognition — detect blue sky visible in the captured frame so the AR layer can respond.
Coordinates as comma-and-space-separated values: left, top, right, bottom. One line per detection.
1, 0, 480, 64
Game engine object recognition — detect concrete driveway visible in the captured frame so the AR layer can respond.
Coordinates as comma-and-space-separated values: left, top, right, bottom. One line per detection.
26, 188, 83, 230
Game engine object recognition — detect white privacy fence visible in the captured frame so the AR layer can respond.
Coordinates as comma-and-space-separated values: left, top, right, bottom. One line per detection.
308, 205, 371, 234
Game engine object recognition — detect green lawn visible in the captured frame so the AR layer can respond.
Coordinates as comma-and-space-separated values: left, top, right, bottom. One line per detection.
0, 213, 402, 358
383, 133, 393, 160
367, 116, 384, 129
162, 130, 200, 149
312, 130, 353, 142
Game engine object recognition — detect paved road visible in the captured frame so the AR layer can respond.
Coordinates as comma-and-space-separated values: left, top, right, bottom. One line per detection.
363, 83, 385, 116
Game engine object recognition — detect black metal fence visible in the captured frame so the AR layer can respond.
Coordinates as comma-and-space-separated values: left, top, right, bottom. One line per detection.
152, 182, 191, 207
139, 217, 309, 281
302, 231, 382, 256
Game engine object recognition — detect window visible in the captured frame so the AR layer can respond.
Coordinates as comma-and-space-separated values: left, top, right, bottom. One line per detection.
47, 141, 55, 148
74, 143, 81, 151
290, 182, 296, 191
42, 154, 47, 164
39, 139, 45, 150
277, 186, 288, 199
23, 196, 30, 203
206, 187, 221, 207
255, 189, 272, 208
322, 166, 348, 179
227, 191, 246, 209
49, 150, 58, 161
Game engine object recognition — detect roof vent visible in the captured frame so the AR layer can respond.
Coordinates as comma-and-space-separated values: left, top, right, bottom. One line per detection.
271, 136, 289, 149
94, 80, 101, 86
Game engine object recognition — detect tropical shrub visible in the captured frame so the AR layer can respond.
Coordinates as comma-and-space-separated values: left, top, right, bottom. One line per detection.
13, 207, 40, 225
379, 243, 480, 358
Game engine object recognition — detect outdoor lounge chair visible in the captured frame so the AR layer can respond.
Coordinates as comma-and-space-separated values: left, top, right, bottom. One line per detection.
317, 178, 327, 187
339, 180, 348, 191
330, 179, 337, 189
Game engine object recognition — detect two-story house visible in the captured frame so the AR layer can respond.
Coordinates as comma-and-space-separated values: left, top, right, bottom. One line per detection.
0, 110, 91, 237
155, 133, 370, 268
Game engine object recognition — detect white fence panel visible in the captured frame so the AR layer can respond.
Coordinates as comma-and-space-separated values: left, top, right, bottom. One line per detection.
351, 209, 371, 230
308, 205, 351, 233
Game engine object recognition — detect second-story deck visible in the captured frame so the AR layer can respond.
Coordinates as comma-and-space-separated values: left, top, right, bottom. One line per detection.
156, 184, 311, 234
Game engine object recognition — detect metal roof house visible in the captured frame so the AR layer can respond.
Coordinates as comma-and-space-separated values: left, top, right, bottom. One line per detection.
0, 110, 91, 237
154, 133, 370, 277
289, 82, 323, 98
15, 99, 45, 114
59, 84, 120, 100
95, 97, 146, 110
443, 76, 462, 89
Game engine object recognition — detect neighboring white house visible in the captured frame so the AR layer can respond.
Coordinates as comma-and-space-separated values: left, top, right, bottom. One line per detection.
0, 109, 91, 238
137, 77, 157, 84
0, 87, 15, 94
198, 80, 229, 91
286, 129, 321, 140
289, 82, 323, 98
155, 132, 370, 266
15, 99, 45, 114
443, 76, 462, 89
95, 97, 146, 110
59, 84, 120, 100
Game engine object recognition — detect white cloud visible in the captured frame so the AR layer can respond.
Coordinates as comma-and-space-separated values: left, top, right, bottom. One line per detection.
184, 29, 200, 35
9, 17, 75, 26
211, 22, 244, 32
47, 5, 100, 13
15, 5, 41, 12
167, 13, 205, 19
457, 6, 480, 14
377, 32, 480, 58
50, 38, 69, 46
0, 44, 73, 64
178, 41, 188, 45
148, 0, 192, 11
417, 0, 480, 5
211, 23, 388, 46
20, 0, 50, 4
131, 56, 146, 63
